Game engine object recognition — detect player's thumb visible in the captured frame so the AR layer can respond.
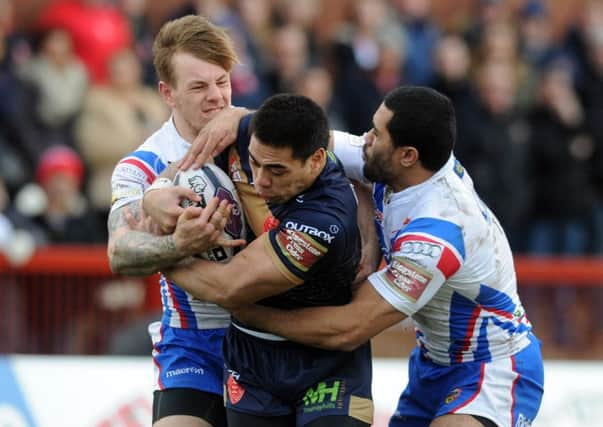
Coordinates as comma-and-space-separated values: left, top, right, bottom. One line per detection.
175, 186, 201, 202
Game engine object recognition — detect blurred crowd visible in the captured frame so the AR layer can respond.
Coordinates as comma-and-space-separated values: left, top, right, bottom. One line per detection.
1, 0, 603, 350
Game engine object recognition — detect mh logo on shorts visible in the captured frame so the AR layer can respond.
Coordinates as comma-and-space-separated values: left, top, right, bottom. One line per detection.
302, 380, 345, 413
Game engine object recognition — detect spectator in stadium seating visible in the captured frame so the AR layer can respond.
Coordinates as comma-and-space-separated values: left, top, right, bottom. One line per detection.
575, 25, 603, 255
232, 0, 274, 76
517, 0, 561, 72
36, 0, 132, 83
454, 60, 531, 251
572, 24, 603, 347
463, 0, 510, 52
0, 25, 40, 195
475, 21, 538, 109
264, 24, 311, 95
293, 65, 347, 131
0, 176, 37, 264
431, 33, 476, 139
31, 145, 105, 243
75, 48, 168, 222
392, 0, 440, 86
193, 86, 544, 427
524, 57, 595, 348
328, 0, 404, 134
273, 0, 321, 64
116, 0, 157, 86
155, 94, 373, 427
18, 28, 88, 147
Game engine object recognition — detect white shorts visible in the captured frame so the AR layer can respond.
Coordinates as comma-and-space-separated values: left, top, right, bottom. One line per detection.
390, 333, 544, 427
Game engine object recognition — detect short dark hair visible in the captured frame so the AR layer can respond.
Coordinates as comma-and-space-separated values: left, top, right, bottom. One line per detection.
384, 86, 456, 171
250, 94, 329, 161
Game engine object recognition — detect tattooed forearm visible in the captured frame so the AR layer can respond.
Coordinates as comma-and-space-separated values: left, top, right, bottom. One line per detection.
107, 201, 185, 276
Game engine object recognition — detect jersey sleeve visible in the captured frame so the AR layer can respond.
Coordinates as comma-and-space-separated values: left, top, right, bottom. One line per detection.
332, 131, 368, 183
263, 209, 344, 285
368, 217, 466, 316
110, 150, 167, 212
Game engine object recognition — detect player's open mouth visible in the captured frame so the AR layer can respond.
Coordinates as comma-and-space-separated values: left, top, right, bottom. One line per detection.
203, 106, 224, 113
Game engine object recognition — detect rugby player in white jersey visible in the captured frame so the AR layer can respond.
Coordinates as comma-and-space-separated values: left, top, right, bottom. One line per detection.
107, 15, 251, 427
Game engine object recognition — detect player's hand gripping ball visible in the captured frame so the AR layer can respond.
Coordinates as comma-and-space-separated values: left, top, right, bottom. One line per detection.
174, 164, 246, 262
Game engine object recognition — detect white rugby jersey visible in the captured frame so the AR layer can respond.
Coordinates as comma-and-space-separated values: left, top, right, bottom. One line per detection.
333, 131, 533, 365
110, 118, 230, 330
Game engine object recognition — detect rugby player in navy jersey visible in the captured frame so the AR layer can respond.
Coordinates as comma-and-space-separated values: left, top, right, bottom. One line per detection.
159, 94, 374, 427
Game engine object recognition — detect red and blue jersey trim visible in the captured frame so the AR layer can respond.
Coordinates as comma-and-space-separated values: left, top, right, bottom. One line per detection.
118, 150, 167, 185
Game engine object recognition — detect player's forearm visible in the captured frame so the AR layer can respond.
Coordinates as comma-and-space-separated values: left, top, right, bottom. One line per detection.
165, 260, 229, 305
354, 180, 381, 271
233, 303, 367, 351
107, 202, 186, 275
165, 246, 290, 310
109, 230, 184, 276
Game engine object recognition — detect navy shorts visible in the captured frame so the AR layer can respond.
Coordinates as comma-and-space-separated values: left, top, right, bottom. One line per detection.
222, 325, 374, 426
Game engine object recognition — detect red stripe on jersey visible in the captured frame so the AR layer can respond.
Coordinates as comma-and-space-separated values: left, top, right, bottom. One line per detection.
120, 158, 155, 184
482, 305, 515, 320
167, 281, 189, 329
393, 233, 461, 278
456, 305, 481, 363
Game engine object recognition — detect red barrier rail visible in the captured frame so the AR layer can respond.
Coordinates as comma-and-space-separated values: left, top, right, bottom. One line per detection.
514, 255, 603, 285
2, 247, 602, 283
0, 246, 161, 355
1, 248, 602, 355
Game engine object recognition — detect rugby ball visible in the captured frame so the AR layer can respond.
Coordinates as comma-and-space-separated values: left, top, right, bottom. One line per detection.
174, 164, 246, 262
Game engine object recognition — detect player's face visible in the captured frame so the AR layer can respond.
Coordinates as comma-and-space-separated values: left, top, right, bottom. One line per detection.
160, 52, 231, 140
362, 104, 398, 184
248, 136, 323, 204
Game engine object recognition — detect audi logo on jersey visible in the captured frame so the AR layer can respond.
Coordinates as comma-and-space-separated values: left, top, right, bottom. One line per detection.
401, 240, 443, 258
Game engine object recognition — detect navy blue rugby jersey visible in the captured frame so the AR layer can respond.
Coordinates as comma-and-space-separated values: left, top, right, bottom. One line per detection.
223, 114, 361, 309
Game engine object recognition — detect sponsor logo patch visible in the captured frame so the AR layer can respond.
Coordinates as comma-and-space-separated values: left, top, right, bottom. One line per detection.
111, 187, 143, 205
275, 229, 327, 272
516, 413, 533, 427
444, 387, 461, 404
400, 240, 442, 258
381, 256, 432, 302
226, 372, 245, 404
283, 221, 336, 243
115, 163, 150, 182
263, 215, 280, 232
302, 380, 345, 413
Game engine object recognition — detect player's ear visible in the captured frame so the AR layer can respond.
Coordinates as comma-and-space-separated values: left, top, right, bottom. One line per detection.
158, 81, 175, 107
398, 146, 419, 168
309, 147, 326, 172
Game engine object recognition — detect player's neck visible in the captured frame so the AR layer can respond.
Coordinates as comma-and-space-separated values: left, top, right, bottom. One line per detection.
171, 113, 197, 143
391, 167, 434, 193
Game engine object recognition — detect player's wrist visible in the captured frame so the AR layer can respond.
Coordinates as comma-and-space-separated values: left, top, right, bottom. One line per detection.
143, 177, 173, 214
145, 177, 173, 194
